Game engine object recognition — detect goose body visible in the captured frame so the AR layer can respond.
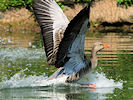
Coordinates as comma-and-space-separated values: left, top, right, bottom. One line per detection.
32, 0, 109, 83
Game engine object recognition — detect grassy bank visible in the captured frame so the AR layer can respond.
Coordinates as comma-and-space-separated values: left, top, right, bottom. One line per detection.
64, 0, 133, 32
0, 8, 38, 33
0, 0, 132, 33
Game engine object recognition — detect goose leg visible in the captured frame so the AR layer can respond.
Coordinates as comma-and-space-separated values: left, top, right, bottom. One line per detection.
66, 73, 79, 83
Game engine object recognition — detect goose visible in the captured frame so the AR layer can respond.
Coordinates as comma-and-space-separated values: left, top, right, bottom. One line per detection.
32, 0, 110, 84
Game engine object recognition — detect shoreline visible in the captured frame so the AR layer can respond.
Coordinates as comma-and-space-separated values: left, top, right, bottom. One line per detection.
0, 0, 132, 33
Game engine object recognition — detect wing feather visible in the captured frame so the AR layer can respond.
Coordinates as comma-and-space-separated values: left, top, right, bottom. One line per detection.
55, 4, 91, 68
33, 0, 69, 65
63, 55, 86, 75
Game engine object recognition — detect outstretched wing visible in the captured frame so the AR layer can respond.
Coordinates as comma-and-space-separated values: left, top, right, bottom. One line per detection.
32, 0, 69, 65
55, 5, 91, 68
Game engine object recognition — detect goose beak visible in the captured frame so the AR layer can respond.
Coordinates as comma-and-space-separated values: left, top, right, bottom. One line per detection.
103, 44, 110, 48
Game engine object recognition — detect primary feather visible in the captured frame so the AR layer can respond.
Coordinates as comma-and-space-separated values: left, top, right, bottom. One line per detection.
33, 0, 69, 65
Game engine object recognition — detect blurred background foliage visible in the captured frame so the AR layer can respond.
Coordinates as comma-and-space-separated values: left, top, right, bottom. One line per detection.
0, 0, 132, 11
0, 0, 34, 11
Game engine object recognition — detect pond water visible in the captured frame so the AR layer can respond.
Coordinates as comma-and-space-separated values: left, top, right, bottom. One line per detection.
0, 31, 133, 100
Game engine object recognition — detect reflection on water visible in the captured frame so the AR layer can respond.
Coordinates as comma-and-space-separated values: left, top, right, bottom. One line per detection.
0, 32, 133, 100
0, 85, 123, 100
0, 32, 37, 48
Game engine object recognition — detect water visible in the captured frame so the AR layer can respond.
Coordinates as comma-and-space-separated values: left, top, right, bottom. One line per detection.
0, 32, 133, 100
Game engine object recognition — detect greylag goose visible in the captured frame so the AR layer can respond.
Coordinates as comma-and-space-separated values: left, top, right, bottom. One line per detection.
32, 0, 110, 83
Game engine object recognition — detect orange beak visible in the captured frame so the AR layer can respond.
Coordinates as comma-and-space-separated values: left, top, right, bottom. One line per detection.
103, 44, 110, 48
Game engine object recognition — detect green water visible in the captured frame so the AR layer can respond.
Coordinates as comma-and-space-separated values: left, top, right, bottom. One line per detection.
0, 32, 133, 100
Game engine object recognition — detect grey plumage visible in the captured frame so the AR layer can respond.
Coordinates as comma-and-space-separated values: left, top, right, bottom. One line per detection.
33, 0, 107, 83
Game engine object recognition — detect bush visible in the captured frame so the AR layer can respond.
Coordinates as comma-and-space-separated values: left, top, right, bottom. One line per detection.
117, 0, 133, 8
0, 0, 132, 11
0, 0, 34, 11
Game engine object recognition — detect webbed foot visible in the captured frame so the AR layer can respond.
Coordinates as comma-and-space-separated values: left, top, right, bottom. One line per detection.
88, 84, 96, 87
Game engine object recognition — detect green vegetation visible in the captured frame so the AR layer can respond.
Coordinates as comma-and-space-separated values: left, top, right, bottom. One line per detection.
0, 0, 34, 11
0, 0, 132, 11
56, 1, 66, 11
117, 0, 133, 7
75, 0, 92, 3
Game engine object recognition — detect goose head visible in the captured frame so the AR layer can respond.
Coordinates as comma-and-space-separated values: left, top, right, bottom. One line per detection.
92, 42, 110, 53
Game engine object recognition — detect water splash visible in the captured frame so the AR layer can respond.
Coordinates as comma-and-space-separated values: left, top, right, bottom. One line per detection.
37, 75, 68, 86
0, 72, 68, 89
0, 68, 47, 89
78, 72, 123, 88
0, 70, 123, 90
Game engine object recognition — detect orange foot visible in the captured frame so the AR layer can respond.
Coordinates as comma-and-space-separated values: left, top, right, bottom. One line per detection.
88, 84, 96, 87
88, 88, 96, 91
